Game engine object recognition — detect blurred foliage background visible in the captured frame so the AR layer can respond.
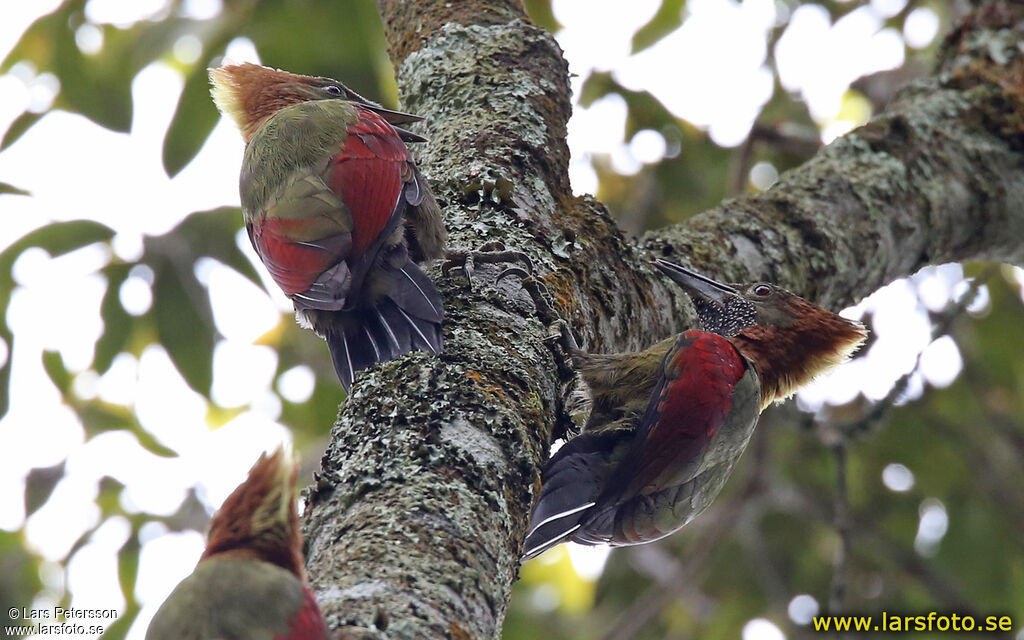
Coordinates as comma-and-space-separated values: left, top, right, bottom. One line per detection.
0, 0, 1021, 639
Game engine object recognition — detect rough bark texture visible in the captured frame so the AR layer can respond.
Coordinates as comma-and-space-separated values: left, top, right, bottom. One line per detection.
301, 2, 1024, 639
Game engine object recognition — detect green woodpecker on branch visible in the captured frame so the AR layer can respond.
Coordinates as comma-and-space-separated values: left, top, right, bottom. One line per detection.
523, 261, 867, 559
146, 448, 328, 639
210, 62, 446, 390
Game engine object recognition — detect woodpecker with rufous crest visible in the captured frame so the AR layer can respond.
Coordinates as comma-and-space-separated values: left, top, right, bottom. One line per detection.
146, 448, 327, 639
522, 260, 867, 559
210, 62, 446, 390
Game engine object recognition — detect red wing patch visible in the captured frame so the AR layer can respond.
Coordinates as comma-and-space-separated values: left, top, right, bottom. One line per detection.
329, 107, 408, 256
616, 330, 748, 497
654, 331, 747, 442
248, 218, 349, 296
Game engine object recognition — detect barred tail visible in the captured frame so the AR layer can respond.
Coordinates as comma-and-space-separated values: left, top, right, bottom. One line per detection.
324, 260, 443, 391
522, 430, 629, 560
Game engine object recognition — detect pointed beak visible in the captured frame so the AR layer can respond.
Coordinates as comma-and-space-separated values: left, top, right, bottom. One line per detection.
342, 95, 427, 142
364, 106, 427, 142
322, 77, 427, 125
389, 125, 428, 143
653, 259, 737, 306
367, 106, 425, 125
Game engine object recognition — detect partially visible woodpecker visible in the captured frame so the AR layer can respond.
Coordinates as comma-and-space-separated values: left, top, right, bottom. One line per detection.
146, 449, 328, 640
522, 260, 867, 559
210, 63, 446, 390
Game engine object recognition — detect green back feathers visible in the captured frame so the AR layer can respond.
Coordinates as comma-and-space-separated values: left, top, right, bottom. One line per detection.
147, 557, 307, 640
241, 100, 361, 216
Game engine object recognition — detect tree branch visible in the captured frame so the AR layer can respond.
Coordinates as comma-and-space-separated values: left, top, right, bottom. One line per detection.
301, 2, 1024, 638
645, 7, 1024, 309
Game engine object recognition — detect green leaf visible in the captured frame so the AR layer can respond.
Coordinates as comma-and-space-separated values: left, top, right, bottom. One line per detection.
0, 530, 44, 615
631, 0, 687, 54
100, 587, 138, 640
98, 527, 141, 640
2, 0, 132, 131
523, 0, 563, 33
148, 254, 215, 396
0, 220, 114, 273
162, 63, 222, 177
96, 476, 126, 517
76, 400, 178, 457
578, 71, 679, 135
246, 1, 387, 103
41, 350, 72, 394
1, 3, 209, 136
134, 206, 277, 398
24, 461, 66, 517
93, 263, 134, 374
116, 532, 141, 606
0, 182, 30, 196
51, 21, 135, 132
1, 111, 43, 151
87, 408, 178, 457
77, 401, 136, 434
279, 376, 342, 446
64, 519, 102, 562
0, 0, 70, 72
131, 428, 179, 458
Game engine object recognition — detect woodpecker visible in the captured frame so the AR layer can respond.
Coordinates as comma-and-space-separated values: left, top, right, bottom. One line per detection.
522, 260, 867, 559
210, 63, 446, 390
146, 449, 327, 639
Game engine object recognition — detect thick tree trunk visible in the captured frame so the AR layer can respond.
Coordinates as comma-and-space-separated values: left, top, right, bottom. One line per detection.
301, 1, 1024, 638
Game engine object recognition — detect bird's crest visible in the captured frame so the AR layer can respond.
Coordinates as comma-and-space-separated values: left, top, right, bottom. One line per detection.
209, 62, 269, 134
209, 62, 317, 142
734, 303, 867, 409
202, 446, 305, 580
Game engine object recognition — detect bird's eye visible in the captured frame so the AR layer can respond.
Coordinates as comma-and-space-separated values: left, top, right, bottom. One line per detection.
323, 85, 344, 96
753, 284, 772, 296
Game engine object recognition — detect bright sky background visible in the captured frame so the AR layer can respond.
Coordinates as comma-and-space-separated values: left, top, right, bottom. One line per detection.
0, 1, 1014, 639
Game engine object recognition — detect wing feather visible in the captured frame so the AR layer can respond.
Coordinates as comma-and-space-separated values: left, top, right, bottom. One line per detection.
245, 105, 418, 308
600, 331, 748, 503
329, 107, 409, 256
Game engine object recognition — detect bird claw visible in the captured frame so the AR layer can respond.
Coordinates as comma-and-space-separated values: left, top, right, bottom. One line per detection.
544, 319, 580, 382
442, 241, 534, 291
518, 274, 561, 326
542, 319, 583, 439
544, 319, 574, 350
494, 266, 531, 285
461, 247, 562, 326
444, 240, 562, 332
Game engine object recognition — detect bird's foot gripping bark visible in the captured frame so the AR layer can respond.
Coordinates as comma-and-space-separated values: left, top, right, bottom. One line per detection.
442, 241, 534, 290
542, 319, 581, 386
539, 319, 583, 441
443, 241, 562, 327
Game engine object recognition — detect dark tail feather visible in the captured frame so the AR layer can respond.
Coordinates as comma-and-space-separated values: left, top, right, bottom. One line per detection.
324, 261, 443, 391
390, 262, 443, 324
325, 329, 365, 391
522, 430, 629, 560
